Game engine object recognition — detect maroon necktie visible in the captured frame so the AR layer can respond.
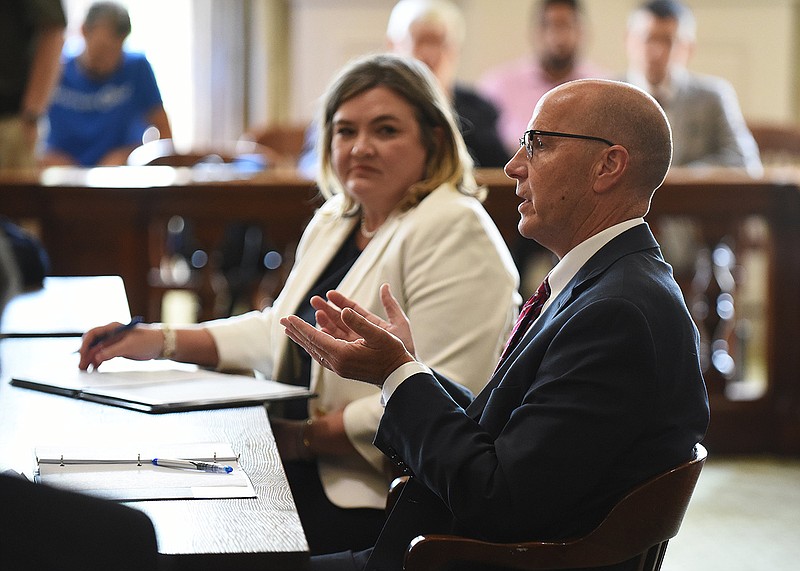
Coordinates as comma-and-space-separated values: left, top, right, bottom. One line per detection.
496, 277, 551, 368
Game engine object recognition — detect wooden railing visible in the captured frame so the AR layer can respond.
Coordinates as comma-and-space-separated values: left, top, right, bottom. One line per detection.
2, 165, 799, 454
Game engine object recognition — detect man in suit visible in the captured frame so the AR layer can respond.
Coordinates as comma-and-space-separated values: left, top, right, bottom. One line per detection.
282, 77, 710, 571
624, 0, 762, 175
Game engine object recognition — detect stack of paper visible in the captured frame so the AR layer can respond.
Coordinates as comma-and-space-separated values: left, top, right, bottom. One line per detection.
11, 356, 312, 413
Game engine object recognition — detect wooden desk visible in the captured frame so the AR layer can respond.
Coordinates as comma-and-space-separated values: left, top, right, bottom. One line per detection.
0, 275, 131, 337
0, 338, 309, 570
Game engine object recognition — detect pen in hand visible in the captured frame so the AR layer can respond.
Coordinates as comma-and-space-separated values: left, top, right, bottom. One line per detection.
152, 458, 233, 474
88, 316, 144, 349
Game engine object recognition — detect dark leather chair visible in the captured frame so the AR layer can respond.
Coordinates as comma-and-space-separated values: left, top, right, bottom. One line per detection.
389, 443, 707, 571
1, 474, 159, 570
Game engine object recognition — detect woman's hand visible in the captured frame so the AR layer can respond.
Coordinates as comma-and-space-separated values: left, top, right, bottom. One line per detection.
78, 322, 164, 370
270, 417, 314, 462
271, 411, 357, 462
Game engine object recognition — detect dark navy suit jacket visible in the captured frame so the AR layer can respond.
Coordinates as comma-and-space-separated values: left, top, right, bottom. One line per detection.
368, 224, 710, 571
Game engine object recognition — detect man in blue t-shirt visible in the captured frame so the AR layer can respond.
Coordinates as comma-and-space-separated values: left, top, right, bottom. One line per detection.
42, 1, 172, 167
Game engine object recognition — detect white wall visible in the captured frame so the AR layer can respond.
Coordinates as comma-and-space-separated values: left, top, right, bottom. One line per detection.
287, 0, 798, 124
58, 0, 800, 146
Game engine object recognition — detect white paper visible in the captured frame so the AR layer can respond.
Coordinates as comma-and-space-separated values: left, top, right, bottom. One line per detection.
35, 442, 256, 501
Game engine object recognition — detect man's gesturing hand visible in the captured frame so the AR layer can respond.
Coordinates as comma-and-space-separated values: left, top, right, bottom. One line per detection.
280, 303, 414, 386
312, 283, 416, 357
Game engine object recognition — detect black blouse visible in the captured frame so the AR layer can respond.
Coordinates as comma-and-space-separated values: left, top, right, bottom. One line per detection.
282, 225, 362, 419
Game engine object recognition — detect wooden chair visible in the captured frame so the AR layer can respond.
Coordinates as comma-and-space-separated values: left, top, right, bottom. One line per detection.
126, 138, 273, 169
241, 123, 308, 167
747, 120, 800, 167
391, 444, 707, 571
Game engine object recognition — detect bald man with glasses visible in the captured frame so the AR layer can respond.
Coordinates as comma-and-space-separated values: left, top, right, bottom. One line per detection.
285, 78, 709, 571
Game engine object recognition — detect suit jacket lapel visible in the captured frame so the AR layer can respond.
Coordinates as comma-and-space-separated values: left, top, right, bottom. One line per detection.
466, 224, 661, 420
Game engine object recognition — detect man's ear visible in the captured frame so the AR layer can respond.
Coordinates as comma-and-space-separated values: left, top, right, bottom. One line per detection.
593, 146, 629, 193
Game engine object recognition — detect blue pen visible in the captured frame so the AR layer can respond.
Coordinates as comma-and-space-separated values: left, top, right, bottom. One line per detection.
152, 458, 233, 474
88, 316, 143, 349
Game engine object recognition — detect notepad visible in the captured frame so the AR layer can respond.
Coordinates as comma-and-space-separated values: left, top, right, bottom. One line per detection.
11, 355, 312, 413
35, 442, 255, 501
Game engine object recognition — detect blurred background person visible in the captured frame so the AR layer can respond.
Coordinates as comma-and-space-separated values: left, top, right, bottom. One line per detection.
0, 0, 65, 169
79, 54, 520, 555
299, 0, 508, 177
40, 1, 172, 167
386, 0, 508, 167
480, 0, 606, 295
624, 0, 762, 175
478, 0, 607, 154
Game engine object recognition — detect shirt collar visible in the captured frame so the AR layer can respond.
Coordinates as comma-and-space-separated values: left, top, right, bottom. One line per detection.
542, 218, 645, 311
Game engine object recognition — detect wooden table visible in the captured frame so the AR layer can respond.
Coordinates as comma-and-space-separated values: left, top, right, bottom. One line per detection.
0, 277, 309, 569
0, 340, 309, 570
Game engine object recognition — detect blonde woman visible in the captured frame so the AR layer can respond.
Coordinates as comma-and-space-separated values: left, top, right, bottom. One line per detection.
80, 53, 520, 554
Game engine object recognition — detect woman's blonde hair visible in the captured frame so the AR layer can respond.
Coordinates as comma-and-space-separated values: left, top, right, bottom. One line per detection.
315, 53, 481, 215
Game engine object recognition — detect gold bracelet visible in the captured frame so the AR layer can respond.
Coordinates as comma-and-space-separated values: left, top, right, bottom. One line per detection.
160, 325, 177, 359
301, 418, 314, 452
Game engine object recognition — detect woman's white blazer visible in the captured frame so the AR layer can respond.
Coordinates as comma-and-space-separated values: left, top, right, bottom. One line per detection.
206, 183, 521, 509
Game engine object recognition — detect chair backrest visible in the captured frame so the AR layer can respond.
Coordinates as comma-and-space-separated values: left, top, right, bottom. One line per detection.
127, 138, 272, 169
403, 443, 707, 571
242, 123, 308, 166
1, 474, 159, 570
747, 120, 800, 167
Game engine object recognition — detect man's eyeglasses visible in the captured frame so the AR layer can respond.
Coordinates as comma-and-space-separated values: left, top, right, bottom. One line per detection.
519, 129, 615, 159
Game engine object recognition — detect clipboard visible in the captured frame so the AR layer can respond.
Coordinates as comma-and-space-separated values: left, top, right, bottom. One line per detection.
11, 355, 312, 413
34, 442, 256, 501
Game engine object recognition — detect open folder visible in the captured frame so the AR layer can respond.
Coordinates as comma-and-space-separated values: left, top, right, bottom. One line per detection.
35, 442, 256, 501
11, 355, 312, 413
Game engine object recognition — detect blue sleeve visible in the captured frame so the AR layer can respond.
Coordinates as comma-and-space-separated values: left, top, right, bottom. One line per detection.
131, 55, 164, 111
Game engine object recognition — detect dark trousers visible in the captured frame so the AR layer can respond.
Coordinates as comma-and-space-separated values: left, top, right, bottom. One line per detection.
283, 460, 386, 556
309, 549, 372, 571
